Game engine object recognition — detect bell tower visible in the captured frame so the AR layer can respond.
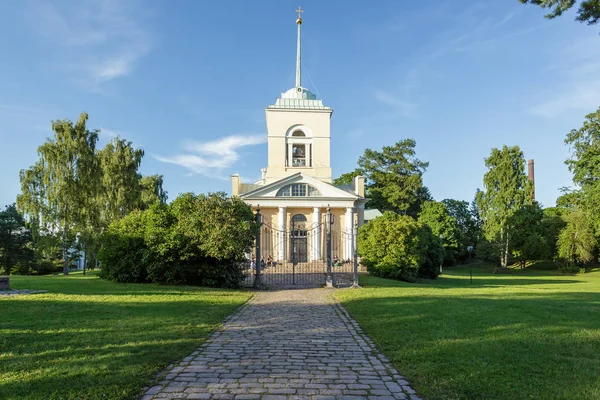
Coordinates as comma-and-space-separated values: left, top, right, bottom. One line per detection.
263, 8, 333, 184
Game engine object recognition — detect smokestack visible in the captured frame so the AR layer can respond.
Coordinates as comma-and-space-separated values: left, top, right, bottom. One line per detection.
261, 168, 267, 183
528, 159, 535, 201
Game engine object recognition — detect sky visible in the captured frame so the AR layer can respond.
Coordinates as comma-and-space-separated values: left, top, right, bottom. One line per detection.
1, 0, 600, 209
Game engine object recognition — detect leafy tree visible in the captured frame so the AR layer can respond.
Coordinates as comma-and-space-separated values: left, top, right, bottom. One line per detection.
419, 201, 459, 264
139, 174, 168, 209
564, 106, 600, 232
510, 203, 547, 268
541, 207, 567, 259
357, 139, 429, 216
442, 197, 482, 257
520, 0, 600, 25
0, 204, 35, 274
332, 169, 365, 187
98, 192, 258, 288
17, 113, 99, 275
98, 137, 145, 224
358, 212, 443, 282
557, 207, 597, 266
476, 146, 533, 268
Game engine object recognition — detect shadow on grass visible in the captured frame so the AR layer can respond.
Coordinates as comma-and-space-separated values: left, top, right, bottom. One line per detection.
338, 288, 600, 400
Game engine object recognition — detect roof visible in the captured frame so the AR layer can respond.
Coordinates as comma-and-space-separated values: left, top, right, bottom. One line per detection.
239, 183, 262, 195
364, 209, 383, 221
334, 184, 356, 195
267, 87, 331, 111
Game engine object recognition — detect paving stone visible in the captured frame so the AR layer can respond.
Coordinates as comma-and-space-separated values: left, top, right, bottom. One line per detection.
141, 289, 420, 399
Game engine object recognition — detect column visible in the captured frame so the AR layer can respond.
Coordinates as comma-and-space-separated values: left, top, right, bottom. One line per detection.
278, 206, 286, 261
312, 207, 321, 261
288, 143, 293, 167
345, 207, 355, 261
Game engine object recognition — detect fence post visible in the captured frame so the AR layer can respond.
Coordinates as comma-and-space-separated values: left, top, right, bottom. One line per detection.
353, 221, 360, 288
255, 206, 262, 288
326, 205, 333, 288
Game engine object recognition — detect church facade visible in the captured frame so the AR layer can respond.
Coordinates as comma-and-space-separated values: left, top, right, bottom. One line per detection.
231, 10, 366, 266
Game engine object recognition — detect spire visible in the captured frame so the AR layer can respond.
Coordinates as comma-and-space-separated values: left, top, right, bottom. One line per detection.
295, 7, 303, 88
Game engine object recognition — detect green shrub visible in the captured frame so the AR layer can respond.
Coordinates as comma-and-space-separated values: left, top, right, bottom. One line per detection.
98, 193, 258, 288
418, 227, 445, 279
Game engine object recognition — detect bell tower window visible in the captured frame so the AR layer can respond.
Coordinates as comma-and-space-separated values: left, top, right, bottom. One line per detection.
286, 126, 312, 168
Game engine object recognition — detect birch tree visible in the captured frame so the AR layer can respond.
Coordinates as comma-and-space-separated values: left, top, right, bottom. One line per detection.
476, 146, 533, 268
17, 113, 99, 275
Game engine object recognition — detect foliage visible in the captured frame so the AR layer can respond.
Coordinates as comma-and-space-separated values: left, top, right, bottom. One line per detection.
358, 212, 442, 282
350, 139, 430, 216
1, 272, 251, 400
139, 174, 168, 209
336, 268, 600, 400
509, 203, 548, 267
419, 201, 459, 265
418, 226, 445, 279
476, 146, 533, 268
0, 204, 35, 275
557, 207, 597, 265
541, 207, 567, 259
98, 193, 258, 288
17, 113, 99, 275
520, 0, 600, 25
442, 197, 482, 259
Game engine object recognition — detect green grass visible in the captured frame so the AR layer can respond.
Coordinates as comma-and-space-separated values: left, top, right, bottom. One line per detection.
335, 266, 600, 400
0, 272, 251, 400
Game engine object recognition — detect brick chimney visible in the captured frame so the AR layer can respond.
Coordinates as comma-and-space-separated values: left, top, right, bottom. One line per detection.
528, 159, 535, 201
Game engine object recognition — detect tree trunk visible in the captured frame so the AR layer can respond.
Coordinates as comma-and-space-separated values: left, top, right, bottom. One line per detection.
82, 241, 87, 276
62, 227, 69, 275
502, 233, 509, 268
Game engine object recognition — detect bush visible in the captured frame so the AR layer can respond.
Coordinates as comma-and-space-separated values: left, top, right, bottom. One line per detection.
32, 260, 56, 275
98, 193, 258, 288
359, 212, 443, 282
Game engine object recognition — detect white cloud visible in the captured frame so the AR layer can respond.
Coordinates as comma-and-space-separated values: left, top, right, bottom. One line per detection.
374, 90, 418, 118
28, 0, 152, 90
155, 135, 266, 178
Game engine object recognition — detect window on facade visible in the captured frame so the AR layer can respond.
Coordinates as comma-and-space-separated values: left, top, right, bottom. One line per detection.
276, 184, 322, 197
292, 131, 305, 137
292, 144, 306, 167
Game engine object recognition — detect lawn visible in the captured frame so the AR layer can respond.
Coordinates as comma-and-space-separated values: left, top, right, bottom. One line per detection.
0, 272, 251, 400
335, 265, 600, 400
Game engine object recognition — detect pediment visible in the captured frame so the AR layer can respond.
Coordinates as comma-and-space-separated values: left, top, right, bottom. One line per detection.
240, 173, 359, 199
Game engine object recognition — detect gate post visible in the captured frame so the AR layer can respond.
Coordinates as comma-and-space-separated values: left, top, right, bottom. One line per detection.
255, 206, 262, 288
353, 221, 360, 288
326, 205, 333, 288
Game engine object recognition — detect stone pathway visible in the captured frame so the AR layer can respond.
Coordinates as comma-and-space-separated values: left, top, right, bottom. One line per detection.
142, 289, 420, 400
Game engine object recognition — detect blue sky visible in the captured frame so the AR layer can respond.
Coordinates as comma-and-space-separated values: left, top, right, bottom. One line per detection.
1, 0, 599, 209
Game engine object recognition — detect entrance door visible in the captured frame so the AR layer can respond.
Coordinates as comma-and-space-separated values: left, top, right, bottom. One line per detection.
291, 214, 308, 263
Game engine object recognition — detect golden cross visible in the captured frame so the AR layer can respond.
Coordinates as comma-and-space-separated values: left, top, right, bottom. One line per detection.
296, 7, 303, 19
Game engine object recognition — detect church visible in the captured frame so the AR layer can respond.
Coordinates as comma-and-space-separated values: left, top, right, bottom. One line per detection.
231, 9, 366, 270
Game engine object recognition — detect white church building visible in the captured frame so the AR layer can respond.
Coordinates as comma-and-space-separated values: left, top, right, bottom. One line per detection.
231, 9, 366, 265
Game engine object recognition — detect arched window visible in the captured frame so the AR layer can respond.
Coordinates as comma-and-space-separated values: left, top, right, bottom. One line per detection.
286, 126, 312, 167
276, 183, 322, 197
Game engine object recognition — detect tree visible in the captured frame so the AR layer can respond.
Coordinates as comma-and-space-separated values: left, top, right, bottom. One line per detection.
357, 139, 429, 216
509, 203, 547, 268
520, 0, 600, 25
333, 169, 365, 187
541, 207, 567, 259
17, 113, 99, 275
419, 201, 459, 264
139, 174, 168, 209
0, 204, 35, 274
476, 146, 533, 268
557, 207, 597, 266
564, 106, 600, 232
442, 197, 482, 256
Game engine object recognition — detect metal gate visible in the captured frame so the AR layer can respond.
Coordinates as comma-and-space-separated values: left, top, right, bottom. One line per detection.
242, 207, 359, 288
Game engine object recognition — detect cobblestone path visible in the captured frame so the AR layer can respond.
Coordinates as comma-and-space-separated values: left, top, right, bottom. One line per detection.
142, 289, 420, 400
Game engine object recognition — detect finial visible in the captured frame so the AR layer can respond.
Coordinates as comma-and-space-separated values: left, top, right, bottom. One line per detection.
296, 6, 303, 24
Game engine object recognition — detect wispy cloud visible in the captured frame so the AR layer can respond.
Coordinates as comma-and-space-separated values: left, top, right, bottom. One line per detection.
529, 35, 600, 117
28, 0, 153, 91
374, 90, 418, 118
155, 135, 266, 179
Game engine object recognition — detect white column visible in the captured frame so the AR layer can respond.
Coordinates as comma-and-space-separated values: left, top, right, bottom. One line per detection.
307, 143, 311, 168
288, 143, 293, 167
278, 207, 286, 261
312, 207, 321, 261
345, 207, 355, 261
